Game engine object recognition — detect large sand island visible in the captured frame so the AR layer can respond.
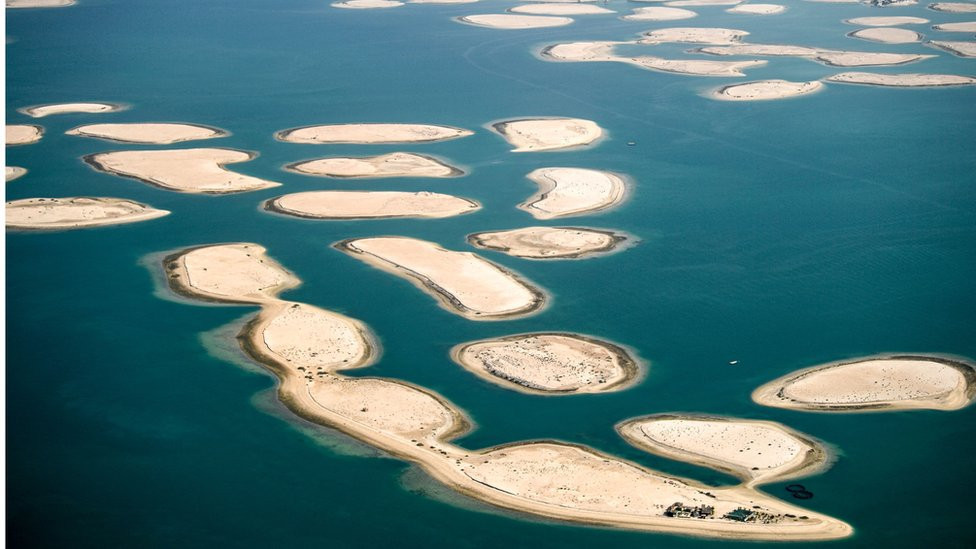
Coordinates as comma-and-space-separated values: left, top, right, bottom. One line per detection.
6, 197, 169, 230
520, 167, 627, 219
491, 118, 603, 152
275, 123, 473, 144
285, 152, 463, 178
752, 355, 976, 412
162, 243, 852, 541
6, 125, 43, 146
928, 40, 976, 58
457, 14, 574, 29
19, 102, 124, 118
617, 415, 829, 487
541, 41, 766, 76
825, 72, 976, 87
265, 191, 480, 219
450, 333, 641, 394
467, 226, 627, 259
84, 148, 281, 194
712, 80, 824, 101
335, 236, 545, 320
66, 123, 227, 144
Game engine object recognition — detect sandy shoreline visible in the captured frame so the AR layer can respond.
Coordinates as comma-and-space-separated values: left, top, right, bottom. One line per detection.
285, 152, 463, 178
19, 102, 125, 118
265, 191, 480, 220
275, 123, 473, 144
521, 167, 628, 219
6, 197, 170, 230
467, 226, 628, 259
66, 123, 228, 144
6, 124, 44, 146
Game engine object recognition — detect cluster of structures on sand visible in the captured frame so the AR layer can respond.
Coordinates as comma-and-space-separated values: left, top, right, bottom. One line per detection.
665, 502, 797, 524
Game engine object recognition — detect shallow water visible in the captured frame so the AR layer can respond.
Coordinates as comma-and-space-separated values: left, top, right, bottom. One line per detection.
6, 0, 976, 547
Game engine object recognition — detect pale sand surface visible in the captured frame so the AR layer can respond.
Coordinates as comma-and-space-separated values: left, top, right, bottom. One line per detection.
826, 71, 976, 86
165, 244, 851, 540
510, 3, 614, 15
492, 117, 603, 152
541, 42, 765, 76
285, 152, 462, 178
6, 167, 28, 182
929, 2, 976, 12
617, 415, 829, 487
84, 148, 281, 194
6, 197, 169, 230
467, 226, 626, 259
698, 44, 820, 56
450, 333, 640, 394
66, 123, 227, 144
753, 355, 976, 411
849, 27, 922, 44
712, 80, 824, 101
266, 191, 480, 219
6, 0, 74, 7
521, 167, 627, 219
928, 40, 976, 57
164, 243, 300, 305
813, 51, 934, 66
332, 0, 404, 8
408, 0, 478, 3
726, 4, 786, 14
642, 27, 748, 45
623, 7, 698, 21
458, 14, 574, 29
20, 102, 123, 118
665, 0, 741, 5
336, 237, 545, 320
805, 0, 858, 3
933, 21, 976, 31
276, 123, 472, 144
6, 125, 43, 146
845, 16, 929, 25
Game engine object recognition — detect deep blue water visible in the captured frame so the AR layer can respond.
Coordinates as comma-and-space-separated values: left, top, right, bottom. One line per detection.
6, 1, 976, 547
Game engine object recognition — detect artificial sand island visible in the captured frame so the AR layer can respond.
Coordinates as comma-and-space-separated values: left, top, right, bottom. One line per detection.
332, 0, 403, 8
19, 102, 124, 118
467, 226, 627, 259
265, 191, 480, 219
66, 123, 227, 144
6, 125, 43, 146
451, 333, 641, 394
752, 355, 976, 412
520, 167, 627, 219
641, 27, 749, 45
6, 167, 28, 182
84, 148, 281, 194
541, 41, 767, 76
457, 14, 574, 29
928, 40, 976, 57
698, 44, 935, 67
335, 236, 545, 320
825, 72, 976, 87
712, 80, 824, 101
929, 2, 976, 13
726, 3, 786, 15
617, 415, 829, 487
849, 27, 922, 44
6, 197, 169, 230
285, 152, 463, 178
276, 123, 473, 144
162, 242, 852, 540
623, 7, 697, 21
491, 117, 603, 152
844, 16, 929, 26
509, 3, 614, 15
665, 0, 742, 6
933, 21, 976, 32
6, 0, 74, 7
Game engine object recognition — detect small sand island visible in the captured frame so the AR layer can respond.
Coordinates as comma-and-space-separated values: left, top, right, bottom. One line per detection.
928, 40, 976, 57
85, 148, 281, 194
510, 3, 613, 15
825, 72, 976, 87
451, 333, 640, 394
726, 4, 786, 15
712, 80, 824, 101
276, 123, 473, 144
164, 243, 300, 304
541, 41, 765, 76
66, 123, 227, 144
849, 27, 922, 44
641, 27, 749, 45
332, 0, 403, 8
6, 125, 43, 146
623, 7, 698, 21
617, 415, 829, 486
665, 0, 742, 5
457, 14, 574, 29
844, 16, 929, 25
335, 236, 545, 320
285, 152, 463, 178
19, 102, 124, 118
521, 167, 627, 219
6, 0, 75, 7
933, 21, 976, 32
6, 167, 28, 182
265, 191, 480, 219
467, 226, 627, 259
929, 2, 976, 13
6, 197, 169, 230
491, 117, 603, 152
752, 355, 976, 412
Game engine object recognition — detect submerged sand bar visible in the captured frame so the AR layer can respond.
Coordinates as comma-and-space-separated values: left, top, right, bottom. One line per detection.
286, 152, 462, 178
467, 226, 626, 259
712, 80, 823, 101
826, 72, 976, 87
66, 123, 227, 144
451, 333, 640, 394
276, 123, 473, 144
492, 117, 603, 152
521, 167, 627, 219
85, 148, 281, 194
20, 102, 123, 118
458, 14, 574, 29
336, 236, 545, 320
266, 191, 480, 219
753, 355, 976, 411
6, 197, 169, 230
617, 415, 828, 487
6, 125, 43, 146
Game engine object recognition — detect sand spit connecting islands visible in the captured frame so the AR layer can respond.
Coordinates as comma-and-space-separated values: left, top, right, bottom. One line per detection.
84, 148, 281, 194
286, 152, 463, 178
451, 333, 641, 394
467, 226, 627, 259
491, 118, 603, 152
336, 236, 545, 320
6, 125, 43, 146
753, 355, 976, 412
20, 102, 124, 118
162, 243, 852, 541
6, 197, 169, 230
521, 167, 627, 219
266, 191, 480, 220
276, 123, 473, 144
66, 123, 227, 144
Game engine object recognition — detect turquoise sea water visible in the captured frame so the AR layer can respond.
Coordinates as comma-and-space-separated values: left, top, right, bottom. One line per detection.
6, 0, 976, 547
